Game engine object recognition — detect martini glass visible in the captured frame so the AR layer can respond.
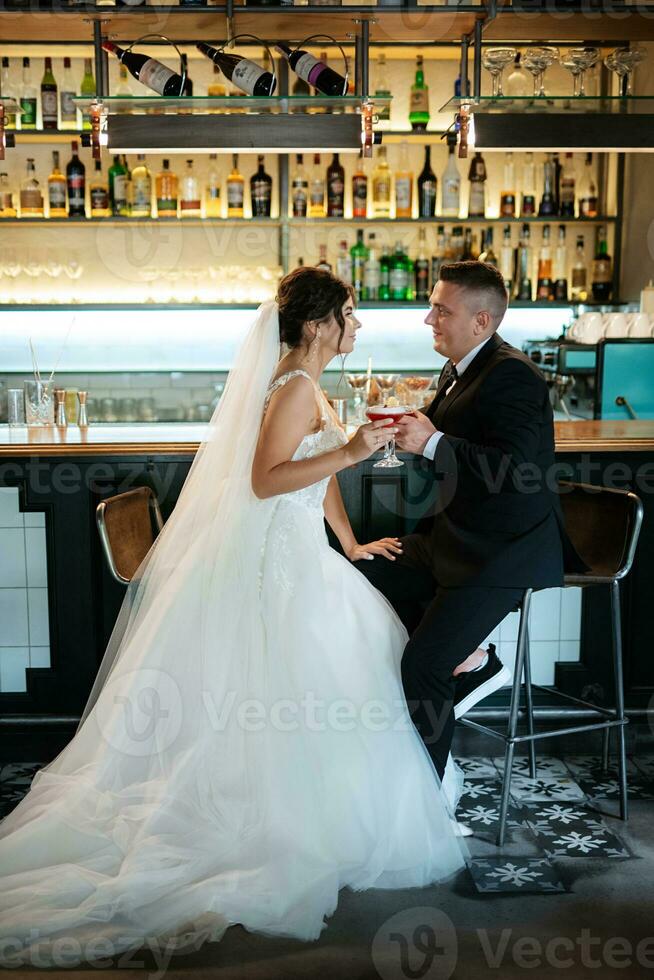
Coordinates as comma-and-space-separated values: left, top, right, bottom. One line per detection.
404, 376, 433, 410
482, 47, 516, 98
366, 406, 410, 468
523, 47, 559, 98
375, 374, 398, 402
605, 46, 646, 96
346, 373, 370, 422
560, 47, 600, 97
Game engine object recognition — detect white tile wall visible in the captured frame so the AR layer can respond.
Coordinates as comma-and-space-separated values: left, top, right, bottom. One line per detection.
0, 488, 51, 693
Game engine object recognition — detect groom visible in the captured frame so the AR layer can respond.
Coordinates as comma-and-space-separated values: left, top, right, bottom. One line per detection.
357, 261, 583, 782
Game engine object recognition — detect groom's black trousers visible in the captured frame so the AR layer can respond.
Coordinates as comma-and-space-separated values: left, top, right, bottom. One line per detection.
356, 534, 523, 781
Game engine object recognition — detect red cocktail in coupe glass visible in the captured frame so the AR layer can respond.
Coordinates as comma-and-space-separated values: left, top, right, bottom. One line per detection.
365, 405, 411, 468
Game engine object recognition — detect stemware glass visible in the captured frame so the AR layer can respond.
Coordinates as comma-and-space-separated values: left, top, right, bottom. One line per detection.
522, 46, 560, 97
560, 47, 600, 97
346, 373, 369, 422
605, 46, 646, 96
482, 47, 516, 98
366, 405, 409, 469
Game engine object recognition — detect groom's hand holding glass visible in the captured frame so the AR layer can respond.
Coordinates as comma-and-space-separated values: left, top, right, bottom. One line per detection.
395, 411, 438, 455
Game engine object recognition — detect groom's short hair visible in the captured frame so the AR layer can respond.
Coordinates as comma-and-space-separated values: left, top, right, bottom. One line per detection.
438, 261, 509, 327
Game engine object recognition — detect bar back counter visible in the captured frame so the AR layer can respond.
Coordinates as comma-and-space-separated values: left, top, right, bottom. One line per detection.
0, 417, 652, 734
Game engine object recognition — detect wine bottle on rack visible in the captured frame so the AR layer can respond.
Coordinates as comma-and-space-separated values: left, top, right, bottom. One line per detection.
102, 41, 185, 97
197, 42, 276, 96
326, 152, 345, 218
251, 155, 272, 217
275, 41, 347, 97
66, 141, 86, 219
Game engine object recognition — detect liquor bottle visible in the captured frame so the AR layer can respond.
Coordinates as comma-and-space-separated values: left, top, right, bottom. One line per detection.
205, 153, 222, 218
350, 229, 369, 302
316, 244, 332, 272
40, 57, 58, 130
536, 224, 554, 300
578, 153, 598, 218
309, 154, 326, 218
326, 152, 345, 218
80, 58, 96, 131
570, 234, 588, 302
409, 54, 429, 132
291, 154, 308, 218
479, 227, 498, 266
47, 151, 67, 218
389, 241, 410, 301
19, 158, 43, 217
379, 246, 391, 301
66, 141, 86, 218
394, 142, 413, 219
454, 71, 470, 98
19, 57, 37, 131
505, 52, 530, 97
515, 223, 532, 300
363, 234, 381, 301
108, 154, 128, 216
374, 53, 391, 126
155, 158, 178, 217
90, 159, 109, 218
179, 159, 201, 217
291, 62, 310, 99
122, 155, 132, 216
336, 239, 352, 284
226, 154, 245, 217
499, 152, 516, 218
591, 225, 612, 301
441, 133, 460, 217
553, 224, 568, 301
251, 155, 273, 217
499, 225, 514, 293
59, 56, 76, 128
351, 154, 368, 219
521, 152, 536, 216
467, 152, 487, 218
559, 153, 576, 217
371, 145, 391, 219
1, 58, 16, 129
414, 227, 430, 301
417, 145, 437, 219
275, 41, 346, 97
553, 153, 561, 215
450, 225, 464, 261
538, 152, 557, 216
431, 225, 446, 283
207, 64, 227, 99
461, 227, 474, 261
180, 53, 193, 96
131, 154, 152, 217
0, 172, 16, 218
116, 63, 132, 97
104, 42, 185, 97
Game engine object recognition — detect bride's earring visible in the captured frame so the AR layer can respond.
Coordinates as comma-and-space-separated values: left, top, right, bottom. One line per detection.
308, 327, 321, 362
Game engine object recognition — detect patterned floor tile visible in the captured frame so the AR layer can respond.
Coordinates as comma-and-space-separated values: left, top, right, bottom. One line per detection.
518, 801, 632, 859
493, 755, 570, 779
468, 857, 568, 894
541, 828, 631, 859
457, 794, 523, 833
564, 755, 639, 778
460, 778, 504, 801
575, 770, 654, 801
509, 774, 587, 802
632, 756, 654, 778
453, 757, 498, 780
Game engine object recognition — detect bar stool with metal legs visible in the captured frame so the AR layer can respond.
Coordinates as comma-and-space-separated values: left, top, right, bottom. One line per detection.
458, 482, 644, 846
96, 485, 164, 584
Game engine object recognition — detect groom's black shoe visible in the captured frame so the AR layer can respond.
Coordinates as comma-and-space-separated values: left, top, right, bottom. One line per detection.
453, 644, 511, 720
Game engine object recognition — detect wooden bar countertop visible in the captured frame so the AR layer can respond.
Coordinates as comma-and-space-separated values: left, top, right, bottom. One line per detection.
1, 420, 654, 457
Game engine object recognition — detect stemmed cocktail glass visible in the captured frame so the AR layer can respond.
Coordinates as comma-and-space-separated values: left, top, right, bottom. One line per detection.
560, 47, 600, 97
346, 373, 369, 423
483, 48, 516, 98
522, 47, 559, 98
605, 46, 646, 96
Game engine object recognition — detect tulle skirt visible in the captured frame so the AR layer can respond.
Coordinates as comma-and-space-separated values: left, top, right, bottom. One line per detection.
0, 499, 466, 967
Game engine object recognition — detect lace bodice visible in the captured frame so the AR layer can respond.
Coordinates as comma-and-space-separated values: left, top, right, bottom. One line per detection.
263, 369, 348, 512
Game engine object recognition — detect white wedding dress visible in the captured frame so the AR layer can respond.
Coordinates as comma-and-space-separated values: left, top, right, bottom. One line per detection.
0, 358, 466, 966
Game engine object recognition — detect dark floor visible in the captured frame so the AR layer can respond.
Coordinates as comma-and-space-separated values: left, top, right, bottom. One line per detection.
1, 729, 653, 979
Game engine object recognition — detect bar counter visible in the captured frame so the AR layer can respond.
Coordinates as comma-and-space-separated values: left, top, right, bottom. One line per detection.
2, 420, 654, 456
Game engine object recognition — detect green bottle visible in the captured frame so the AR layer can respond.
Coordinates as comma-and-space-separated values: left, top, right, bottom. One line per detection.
389, 241, 410, 301
409, 54, 430, 133
108, 154, 128, 216
349, 228, 369, 303
19, 57, 37, 130
80, 58, 96, 131
379, 246, 391, 301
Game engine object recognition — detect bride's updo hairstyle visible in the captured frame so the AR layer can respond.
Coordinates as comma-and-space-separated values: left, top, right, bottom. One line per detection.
277, 266, 355, 352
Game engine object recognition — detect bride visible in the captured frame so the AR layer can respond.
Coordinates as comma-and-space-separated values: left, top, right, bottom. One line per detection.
0, 267, 467, 968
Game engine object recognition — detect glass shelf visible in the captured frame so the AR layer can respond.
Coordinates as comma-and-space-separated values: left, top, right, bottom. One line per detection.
74, 95, 390, 116
440, 95, 654, 114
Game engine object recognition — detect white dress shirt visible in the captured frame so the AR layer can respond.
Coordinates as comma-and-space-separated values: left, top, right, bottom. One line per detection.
422, 336, 492, 461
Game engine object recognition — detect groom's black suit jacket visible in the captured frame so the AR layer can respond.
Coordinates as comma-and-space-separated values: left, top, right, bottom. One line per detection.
407, 331, 586, 589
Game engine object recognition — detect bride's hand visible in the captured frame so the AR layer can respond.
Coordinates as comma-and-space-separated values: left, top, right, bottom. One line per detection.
344, 420, 398, 465
347, 538, 403, 562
